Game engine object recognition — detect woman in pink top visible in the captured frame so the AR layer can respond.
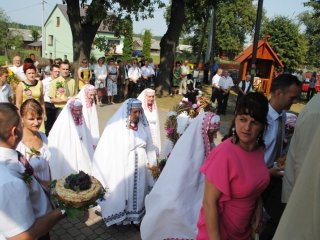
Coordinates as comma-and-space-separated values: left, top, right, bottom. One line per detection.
197, 92, 270, 240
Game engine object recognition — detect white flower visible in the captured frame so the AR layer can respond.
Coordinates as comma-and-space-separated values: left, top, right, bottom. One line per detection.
176, 112, 190, 135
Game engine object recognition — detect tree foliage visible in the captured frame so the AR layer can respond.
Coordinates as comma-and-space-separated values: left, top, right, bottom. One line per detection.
142, 29, 151, 58
122, 16, 133, 60
261, 16, 307, 71
31, 27, 40, 42
62, 0, 164, 81
0, 9, 23, 56
165, 0, 256, 63
215, 0, 256, 59
299, 0, 320, 68
0, 9, 9, 53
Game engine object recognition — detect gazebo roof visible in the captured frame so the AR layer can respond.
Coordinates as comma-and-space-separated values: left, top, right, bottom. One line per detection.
235, 40, 284, 67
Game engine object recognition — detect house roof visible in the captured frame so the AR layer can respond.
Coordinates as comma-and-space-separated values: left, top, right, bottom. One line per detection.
235, 40, 283, 67
28, 41, 42, 47
132, 37, 160, 50
8, 28, 41, 42
45, 4, 113, 33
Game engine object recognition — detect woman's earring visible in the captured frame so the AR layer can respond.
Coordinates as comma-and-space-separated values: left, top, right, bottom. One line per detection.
232, 127, 236, 143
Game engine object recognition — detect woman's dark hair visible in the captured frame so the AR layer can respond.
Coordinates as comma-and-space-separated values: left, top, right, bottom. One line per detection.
20, 99, 43, 117
23, 63, 37, 74
226, 92, 269, 147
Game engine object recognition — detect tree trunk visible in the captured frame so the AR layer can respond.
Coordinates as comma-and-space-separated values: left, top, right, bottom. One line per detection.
65, 0, 103, 87
196, 8, 210, 66
157, 0, 186, 96
209, 2, 218, 80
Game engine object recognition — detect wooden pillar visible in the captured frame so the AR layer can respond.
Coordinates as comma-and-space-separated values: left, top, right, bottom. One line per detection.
266, 63, 275, 96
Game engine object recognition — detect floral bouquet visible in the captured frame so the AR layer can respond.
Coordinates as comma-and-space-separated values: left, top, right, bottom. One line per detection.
24, 86, 33, 99
56, 81, 65, 93
7, 68, 19, 85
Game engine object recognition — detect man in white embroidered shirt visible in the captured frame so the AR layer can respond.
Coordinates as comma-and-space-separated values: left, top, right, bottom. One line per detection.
260, 74, 301, 240
218, 70, 234, 114
141, 59, 155, 89
9, 55, 26, 82
0, 103, 64, 240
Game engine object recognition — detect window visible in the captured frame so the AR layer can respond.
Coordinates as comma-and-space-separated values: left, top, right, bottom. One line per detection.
56, 17, 60, 27
107, 39, 120, 47
48, 35, 53, 46
106, 39, 120, 54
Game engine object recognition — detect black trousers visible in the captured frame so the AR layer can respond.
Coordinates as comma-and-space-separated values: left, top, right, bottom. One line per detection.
211, 88, 222, 113
260, 176, 286, 240
128, 81, 138, 98
55, 108, 63, 120
307, 87, 316, 101
44, 102, 56, 136
220, 92, 230, 114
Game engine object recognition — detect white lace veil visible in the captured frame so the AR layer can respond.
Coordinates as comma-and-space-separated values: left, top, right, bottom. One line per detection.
48, 98, 95, 180
77, 84, 100, 146
140, 111, 219, 239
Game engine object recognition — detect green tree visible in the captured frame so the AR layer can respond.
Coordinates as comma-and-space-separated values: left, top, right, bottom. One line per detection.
62, 0, 164, 83
299, 0, 320, 68
0, 9, 23, 58
30, 27, 40, 42
142, 30, 151, 58
261, 16, 307, 71
0, 9, 9, 55
122, 16, 133, 60
215, 0, 256, 59
93, 36, 108, 53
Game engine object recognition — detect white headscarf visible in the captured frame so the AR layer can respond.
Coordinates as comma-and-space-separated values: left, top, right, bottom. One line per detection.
137, 88, 161, 154
92, 98, 156, 226
77, 84, 100, 146
48, 98, 94, 180
140, 112, 220, 239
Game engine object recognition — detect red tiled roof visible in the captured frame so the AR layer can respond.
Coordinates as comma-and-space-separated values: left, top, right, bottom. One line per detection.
235, 40, 284, 67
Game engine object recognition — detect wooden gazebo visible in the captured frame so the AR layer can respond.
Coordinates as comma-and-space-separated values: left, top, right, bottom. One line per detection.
235, 39, 284, 96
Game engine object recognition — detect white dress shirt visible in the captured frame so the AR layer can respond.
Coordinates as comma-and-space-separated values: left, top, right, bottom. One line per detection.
0, 83, 13, 103
211, 74, 221, 88
42, 76, 52, 103
128, 66, 141, 83
0, 147, 51, 239
219, 76, 234, 90
141, 65, 155, 78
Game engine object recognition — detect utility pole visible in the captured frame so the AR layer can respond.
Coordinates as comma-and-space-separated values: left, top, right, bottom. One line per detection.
41, 0, 46, 58
250, 0, 264, 85
205, 8, 214, 63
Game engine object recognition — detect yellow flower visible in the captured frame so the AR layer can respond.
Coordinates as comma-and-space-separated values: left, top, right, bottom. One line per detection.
7, 68, 19, 85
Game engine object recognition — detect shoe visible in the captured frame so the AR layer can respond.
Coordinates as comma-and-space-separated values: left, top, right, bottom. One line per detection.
94, 205, 101, 216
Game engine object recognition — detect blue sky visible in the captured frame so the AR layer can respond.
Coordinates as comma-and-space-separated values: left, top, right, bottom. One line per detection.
0, 0, 308, 36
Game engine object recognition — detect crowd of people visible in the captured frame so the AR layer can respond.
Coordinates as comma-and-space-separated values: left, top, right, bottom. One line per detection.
0, 52, 319, 240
